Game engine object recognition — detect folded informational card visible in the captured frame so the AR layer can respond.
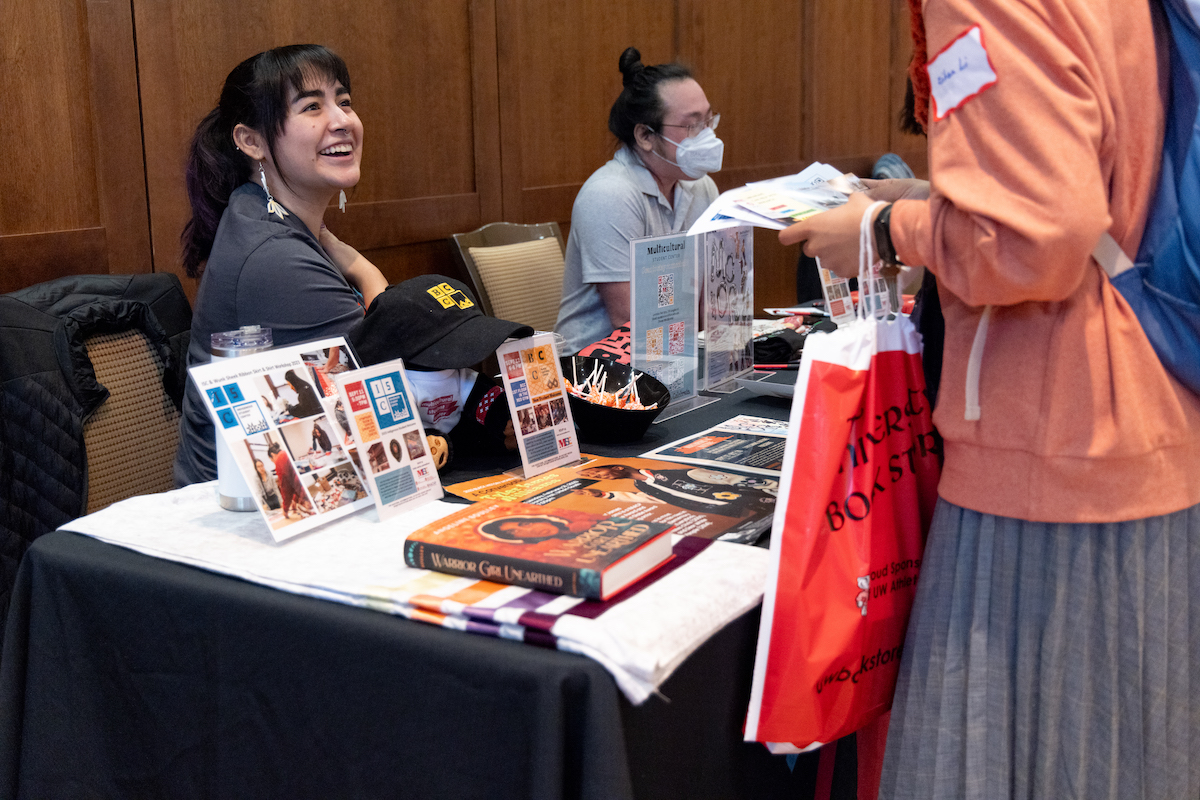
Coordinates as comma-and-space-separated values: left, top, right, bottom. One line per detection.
333, 358, 444, 522
496, 333, 581, 478
188, 336, 373, 541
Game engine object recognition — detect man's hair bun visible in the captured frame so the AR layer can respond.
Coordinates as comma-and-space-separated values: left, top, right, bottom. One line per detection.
618, 47, 644, 86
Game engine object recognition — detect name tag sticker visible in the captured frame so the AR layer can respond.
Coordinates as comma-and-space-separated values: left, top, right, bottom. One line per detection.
927, 26, 997, 121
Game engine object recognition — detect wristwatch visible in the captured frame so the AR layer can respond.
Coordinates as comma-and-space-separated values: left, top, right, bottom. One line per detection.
874, 203, 905, 266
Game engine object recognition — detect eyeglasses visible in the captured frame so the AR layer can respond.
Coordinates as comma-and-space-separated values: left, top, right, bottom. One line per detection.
659, 113, 720, 138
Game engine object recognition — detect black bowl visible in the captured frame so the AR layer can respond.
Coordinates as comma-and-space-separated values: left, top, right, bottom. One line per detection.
560, 356, 671, 444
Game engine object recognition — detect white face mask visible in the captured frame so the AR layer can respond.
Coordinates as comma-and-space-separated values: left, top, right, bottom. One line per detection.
653, 127, 724, 179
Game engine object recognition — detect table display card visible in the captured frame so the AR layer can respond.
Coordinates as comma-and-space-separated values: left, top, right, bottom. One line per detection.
188, 336, 373, 541
496, 333, 581, 478
629, 232, 699, 405
702, 225, 755, 389
333, 358, 444, 521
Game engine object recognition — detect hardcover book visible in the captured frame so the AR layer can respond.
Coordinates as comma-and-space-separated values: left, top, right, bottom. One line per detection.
403, 502, 674, 600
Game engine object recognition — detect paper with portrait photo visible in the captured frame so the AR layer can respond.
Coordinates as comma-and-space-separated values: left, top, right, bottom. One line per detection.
447, 455, 778, 544
334, 358, 444, 522
496, 333, 581, 478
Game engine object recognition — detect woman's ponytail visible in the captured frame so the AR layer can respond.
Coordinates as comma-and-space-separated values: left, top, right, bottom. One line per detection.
181, 106, 247, 278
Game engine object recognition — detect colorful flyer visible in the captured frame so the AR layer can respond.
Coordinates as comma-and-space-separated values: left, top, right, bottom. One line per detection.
447, 455, 778, 544
188, 336, 373, 542
702, 225, 755, 388
641, 415, 787, 476
629, 232, 699, 404
819, 264, 856, 325
334, 358, 444, 522
496, 333, 581, 478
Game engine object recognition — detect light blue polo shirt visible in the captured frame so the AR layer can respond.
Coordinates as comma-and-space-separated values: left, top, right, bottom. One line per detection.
555, 146, 718, 354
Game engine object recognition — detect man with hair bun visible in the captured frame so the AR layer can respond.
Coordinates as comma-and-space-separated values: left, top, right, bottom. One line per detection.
555, 47, 723, 355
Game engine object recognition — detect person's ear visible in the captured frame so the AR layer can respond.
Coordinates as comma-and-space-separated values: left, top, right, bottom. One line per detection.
233, 124, 268, 161
633, 123, 656, 153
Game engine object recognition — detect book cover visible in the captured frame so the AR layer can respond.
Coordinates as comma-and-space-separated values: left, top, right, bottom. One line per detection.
403, 501, 674, 600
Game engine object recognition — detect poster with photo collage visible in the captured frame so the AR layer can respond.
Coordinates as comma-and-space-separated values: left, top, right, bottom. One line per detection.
496, 333, 581, 478
188, 336, 373, 542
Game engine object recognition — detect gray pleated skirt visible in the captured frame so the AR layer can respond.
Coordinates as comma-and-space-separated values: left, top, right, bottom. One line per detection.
877, 499, 1200, 800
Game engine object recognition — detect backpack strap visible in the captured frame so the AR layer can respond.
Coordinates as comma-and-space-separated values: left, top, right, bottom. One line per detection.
1093, 231, 1136, 279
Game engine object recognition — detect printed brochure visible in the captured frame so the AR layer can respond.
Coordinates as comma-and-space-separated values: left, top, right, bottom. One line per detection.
641, 415, 787, 476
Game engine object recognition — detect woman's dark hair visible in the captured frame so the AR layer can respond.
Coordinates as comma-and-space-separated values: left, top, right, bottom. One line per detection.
182, 44, 352, 278
284, 369, 310, 390
608, 47, 693, 149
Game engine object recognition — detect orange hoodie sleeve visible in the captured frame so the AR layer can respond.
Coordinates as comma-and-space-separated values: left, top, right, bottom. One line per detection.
891, 0, 1134, 307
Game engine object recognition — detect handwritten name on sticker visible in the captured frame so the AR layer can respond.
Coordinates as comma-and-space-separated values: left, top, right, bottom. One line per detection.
926, 26, 997, 121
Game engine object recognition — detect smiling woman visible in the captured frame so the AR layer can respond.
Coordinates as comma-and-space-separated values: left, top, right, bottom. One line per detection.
174, 44, 389, 487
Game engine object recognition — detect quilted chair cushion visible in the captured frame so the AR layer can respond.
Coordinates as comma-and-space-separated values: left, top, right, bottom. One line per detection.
468, 237, 565, 332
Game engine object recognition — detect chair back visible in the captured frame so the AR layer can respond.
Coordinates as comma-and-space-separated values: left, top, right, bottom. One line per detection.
83, 328, 183, 512
450, 221, 566, 331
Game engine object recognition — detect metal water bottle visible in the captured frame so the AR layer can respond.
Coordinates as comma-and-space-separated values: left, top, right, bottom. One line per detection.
210, 325, 274, 510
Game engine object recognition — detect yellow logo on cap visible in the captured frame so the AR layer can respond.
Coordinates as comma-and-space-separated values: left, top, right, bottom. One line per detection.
427, 282, 475, 310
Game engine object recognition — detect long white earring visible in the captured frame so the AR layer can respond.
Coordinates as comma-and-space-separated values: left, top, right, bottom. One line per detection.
259, 162, 289, 220
339, 189, 347, 212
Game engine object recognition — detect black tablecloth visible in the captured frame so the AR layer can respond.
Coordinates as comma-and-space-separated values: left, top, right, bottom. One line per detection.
0, 380, 859, 800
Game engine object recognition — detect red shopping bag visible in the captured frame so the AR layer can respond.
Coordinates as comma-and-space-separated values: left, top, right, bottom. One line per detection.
745, 312, 939, 750
745, 245, 939, 752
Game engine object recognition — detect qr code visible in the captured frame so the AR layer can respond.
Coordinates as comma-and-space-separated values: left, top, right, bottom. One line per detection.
646, 327, 664, 358
668, 321, 685, 355
658, 274, 675, 308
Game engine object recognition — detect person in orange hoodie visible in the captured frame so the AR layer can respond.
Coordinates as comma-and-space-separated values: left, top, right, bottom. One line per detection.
781, 1, 1200, 797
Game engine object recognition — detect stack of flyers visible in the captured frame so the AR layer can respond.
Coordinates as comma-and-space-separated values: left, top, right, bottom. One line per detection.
687, 162, 867, 236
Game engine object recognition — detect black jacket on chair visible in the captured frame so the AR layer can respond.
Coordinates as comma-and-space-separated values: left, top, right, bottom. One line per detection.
0, 273, 192, 625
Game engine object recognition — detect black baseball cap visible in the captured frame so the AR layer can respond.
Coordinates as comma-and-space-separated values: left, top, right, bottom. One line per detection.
348, 275, 534, 369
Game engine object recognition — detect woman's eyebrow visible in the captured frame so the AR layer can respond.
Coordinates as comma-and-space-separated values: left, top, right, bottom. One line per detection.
291, 88, 325, 104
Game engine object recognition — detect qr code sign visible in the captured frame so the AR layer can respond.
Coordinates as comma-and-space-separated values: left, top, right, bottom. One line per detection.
668, 321, 685, 355
658, 274, 675, 308
646, 327, 664, 357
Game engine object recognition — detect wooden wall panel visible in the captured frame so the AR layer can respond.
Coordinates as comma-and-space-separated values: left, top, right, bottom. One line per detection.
5, 0, 923, 312
133, 0, 500, 297
680, 0, 807, 313
804, 0, 895, 177
495, 0, 675, 224
0, 0, 149, 294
